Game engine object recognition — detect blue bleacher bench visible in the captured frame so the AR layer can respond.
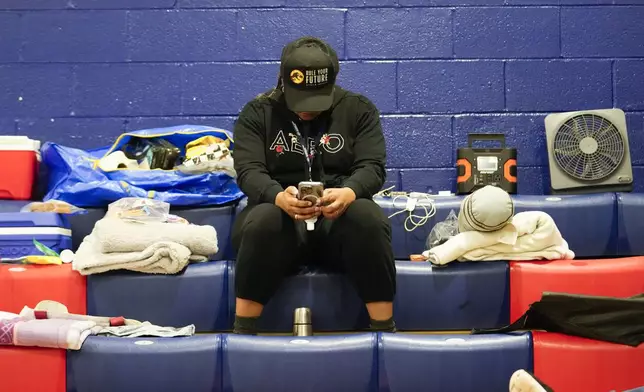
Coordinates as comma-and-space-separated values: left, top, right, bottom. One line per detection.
617, 193, 644, 256
223, 333, 378, 392
67, 335, 222, 392
87, 261, 229, 332
394, 261, 509, 330
378, 332, 533, 392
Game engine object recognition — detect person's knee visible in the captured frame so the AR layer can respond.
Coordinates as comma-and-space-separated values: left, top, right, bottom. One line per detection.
340, 199, 390, 233
242, 203, 285, 238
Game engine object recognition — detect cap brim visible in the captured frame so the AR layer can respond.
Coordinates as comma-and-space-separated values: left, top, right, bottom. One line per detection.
284, 84, 334, 113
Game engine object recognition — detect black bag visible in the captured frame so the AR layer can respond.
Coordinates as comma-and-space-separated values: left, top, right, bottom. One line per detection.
473, 292, 644, 347
123, 138, 181, 170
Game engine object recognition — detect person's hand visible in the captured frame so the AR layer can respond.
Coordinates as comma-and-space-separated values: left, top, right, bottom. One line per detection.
319, 188, 356, 220
275, 186, 320, 221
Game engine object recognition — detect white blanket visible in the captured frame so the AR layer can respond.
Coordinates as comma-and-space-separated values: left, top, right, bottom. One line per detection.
73, 218, 218, 275
422, 211, 575, 265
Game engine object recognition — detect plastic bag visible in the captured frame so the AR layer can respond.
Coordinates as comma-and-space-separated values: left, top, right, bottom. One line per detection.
176, 140, 236, 177
427, 210, 459, 250
41, 125, 245, 208
20, 200, 87, 215
106, 197, 170, 223
106, 197, 189, 224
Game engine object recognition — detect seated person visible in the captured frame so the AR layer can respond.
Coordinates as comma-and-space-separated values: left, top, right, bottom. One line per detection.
232, 36, 396, 335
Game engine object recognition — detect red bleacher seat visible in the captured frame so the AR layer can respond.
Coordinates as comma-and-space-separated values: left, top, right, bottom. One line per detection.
509, 257, 644, 322
0, 264, 86, 314
0, 347, 66, 392
534, 332, 644, 392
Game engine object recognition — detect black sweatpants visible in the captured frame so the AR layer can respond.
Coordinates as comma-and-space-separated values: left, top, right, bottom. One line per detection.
232, 199, 396, 306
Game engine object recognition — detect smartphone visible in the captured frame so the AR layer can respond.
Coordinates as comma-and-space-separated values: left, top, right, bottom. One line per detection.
298, 181, 324, 205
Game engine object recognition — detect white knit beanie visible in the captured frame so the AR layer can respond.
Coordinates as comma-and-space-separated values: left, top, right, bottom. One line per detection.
458, 185, 514, 233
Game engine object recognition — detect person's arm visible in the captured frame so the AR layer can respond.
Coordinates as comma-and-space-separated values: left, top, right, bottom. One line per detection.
233, 102, 284, 205
342, 99, 387, 199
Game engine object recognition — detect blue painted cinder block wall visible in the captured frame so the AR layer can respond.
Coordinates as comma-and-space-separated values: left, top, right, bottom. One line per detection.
1, 1, 643, 194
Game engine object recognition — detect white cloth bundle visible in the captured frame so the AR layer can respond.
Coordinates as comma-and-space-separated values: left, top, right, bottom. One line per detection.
423, 211, 575, 265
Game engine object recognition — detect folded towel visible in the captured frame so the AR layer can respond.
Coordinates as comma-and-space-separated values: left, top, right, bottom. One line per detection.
73, 231, 204, 275
94, 218, 218, 257
423, 211, 575, 265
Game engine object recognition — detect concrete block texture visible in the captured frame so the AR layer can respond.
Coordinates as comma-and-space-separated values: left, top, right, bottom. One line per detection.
73, 64, 183, 117
381, 115, 453, 168
398, 61, 504, 113
346, 8, 452, 59
562, 6, 644, 58
505, 60, 612, 112
2, 0, 644, 195
237, 9, 346, 60
127, 10, 238, 62
22, 11, 128, 62
0, 65, 74, 117
454, 7, 560, 59
615, 60, 644, 111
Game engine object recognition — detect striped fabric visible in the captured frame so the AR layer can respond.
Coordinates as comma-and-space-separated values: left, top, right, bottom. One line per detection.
458, 185, 514, 233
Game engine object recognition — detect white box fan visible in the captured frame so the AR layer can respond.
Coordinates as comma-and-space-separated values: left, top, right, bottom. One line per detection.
545, 109, 633, 194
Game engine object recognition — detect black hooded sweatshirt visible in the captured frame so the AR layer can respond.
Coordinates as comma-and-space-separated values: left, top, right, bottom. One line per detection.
233, 86, 386, 205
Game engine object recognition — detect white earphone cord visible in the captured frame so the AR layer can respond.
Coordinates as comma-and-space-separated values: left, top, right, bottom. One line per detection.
387, 194, 437, 232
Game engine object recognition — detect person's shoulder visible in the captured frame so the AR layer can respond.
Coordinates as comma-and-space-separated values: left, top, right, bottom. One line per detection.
237, 91, 277, 122
333, 87, 379, 113
242, 90, 276, 111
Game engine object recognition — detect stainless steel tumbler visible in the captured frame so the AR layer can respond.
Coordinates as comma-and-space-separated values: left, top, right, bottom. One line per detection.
293, 307, 313, 336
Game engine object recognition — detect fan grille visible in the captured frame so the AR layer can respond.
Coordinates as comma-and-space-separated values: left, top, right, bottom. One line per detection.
553, 114, 625, 181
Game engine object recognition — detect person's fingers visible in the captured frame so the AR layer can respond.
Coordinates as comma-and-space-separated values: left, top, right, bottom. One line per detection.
319, 191, 336, 206
324, 205, 346, 220
292, 206, 318, 216
290, 199, 313, 208
322, 199, 342, 214
285, 186, 299, 197
322, 199, 348, 220
301, 196, 320, 206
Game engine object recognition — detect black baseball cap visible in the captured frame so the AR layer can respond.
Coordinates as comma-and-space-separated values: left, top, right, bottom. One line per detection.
280, 37, 340, 113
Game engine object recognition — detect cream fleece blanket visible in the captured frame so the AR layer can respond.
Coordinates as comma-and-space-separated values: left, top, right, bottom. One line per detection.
422, 211, 575, 265
73, 217, 218, 275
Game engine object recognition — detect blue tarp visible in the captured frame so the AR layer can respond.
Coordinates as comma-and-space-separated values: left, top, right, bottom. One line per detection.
42, 125, 244, 208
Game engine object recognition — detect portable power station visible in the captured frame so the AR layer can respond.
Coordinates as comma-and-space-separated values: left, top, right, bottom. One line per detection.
456, 133, 517, 195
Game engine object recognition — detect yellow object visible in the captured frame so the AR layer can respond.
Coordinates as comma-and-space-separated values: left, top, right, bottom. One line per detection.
23, 255, 63, 265
185, 136, 230, 160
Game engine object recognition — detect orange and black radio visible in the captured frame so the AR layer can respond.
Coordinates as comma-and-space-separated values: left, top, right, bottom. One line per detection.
456, 133, 517, 195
